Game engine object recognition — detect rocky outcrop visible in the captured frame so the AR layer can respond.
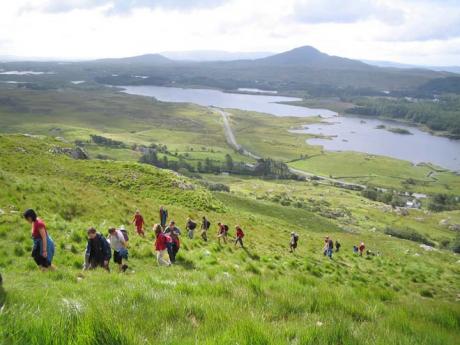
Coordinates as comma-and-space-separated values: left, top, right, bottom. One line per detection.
49, 146, 89, 160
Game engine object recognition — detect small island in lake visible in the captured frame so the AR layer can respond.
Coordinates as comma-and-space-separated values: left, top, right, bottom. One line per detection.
387, 127, 413, 135
375, 124, 386, 129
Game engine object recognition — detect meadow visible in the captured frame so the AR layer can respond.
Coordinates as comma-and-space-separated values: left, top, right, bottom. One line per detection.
0, 134, 459, 344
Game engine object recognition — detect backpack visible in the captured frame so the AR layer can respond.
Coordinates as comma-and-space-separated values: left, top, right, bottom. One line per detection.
120, 229, 129, 242
188, 221, 197, 230
223, 224, 229, 232
293, 235, 299, 243
205, 220, 211, 229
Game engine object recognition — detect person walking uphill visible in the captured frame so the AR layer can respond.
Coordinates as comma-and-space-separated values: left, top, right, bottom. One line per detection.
108, 228, 129, 272
24, 209, 55, 270
159, 206, 168, 229
290, 232, 299, 253
234, 225, 245, 248
217, 222, 229, 244
359, 242, 365, 257
201, 216, 211, 242
84, 227, 111, 271
165, 221, 181, 263
153, 224, 171, 266
186, 218, 197, 239
324, 236, 334, 259
132, 210, 145, 237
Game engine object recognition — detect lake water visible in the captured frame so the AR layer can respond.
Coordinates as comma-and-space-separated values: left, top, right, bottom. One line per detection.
121, 85, 336, 117
121, 85, 460, 171
0, 70, 55, 75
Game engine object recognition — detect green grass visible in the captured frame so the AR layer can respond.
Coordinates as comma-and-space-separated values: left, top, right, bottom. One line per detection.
0, 134, 459, 344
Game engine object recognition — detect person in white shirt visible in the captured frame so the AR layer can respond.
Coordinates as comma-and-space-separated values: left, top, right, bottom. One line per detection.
108, 227, 128, 272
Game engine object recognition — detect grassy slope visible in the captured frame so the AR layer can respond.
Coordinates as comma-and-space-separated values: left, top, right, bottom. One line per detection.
0, 135, 459, 345
0, 87, 252, 165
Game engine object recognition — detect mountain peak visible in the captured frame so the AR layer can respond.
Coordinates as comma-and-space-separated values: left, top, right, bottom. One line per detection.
260, 45, 371, 70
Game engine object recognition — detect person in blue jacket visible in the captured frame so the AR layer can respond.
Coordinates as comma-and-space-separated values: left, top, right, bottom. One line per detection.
84, 227, 111, 271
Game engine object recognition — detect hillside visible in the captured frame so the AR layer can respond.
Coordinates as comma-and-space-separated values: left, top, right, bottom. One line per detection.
0, 134, 459, 344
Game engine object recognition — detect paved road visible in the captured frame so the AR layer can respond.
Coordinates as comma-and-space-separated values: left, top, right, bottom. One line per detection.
212, 106, 366, 189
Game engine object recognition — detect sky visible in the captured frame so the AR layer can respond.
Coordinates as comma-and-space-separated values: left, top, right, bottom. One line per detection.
0, 0, 459, 65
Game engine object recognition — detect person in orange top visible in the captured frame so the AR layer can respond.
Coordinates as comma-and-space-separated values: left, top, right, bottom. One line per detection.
132, 209, 145, 237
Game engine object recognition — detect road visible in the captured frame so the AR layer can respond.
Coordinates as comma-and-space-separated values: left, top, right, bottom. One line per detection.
211, 106, 366, 189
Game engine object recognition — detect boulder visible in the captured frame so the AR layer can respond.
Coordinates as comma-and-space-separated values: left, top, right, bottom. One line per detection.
49, 146, 89, 160
439, 219, 450, 226
449, 224, 460, 232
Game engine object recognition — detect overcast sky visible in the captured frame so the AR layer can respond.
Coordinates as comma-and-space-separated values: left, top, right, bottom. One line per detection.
1, 0, 459, 65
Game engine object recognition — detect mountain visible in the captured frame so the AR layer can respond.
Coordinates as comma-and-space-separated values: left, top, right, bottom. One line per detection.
363, 59, 460, 75
92, 53, 172, 65
259, 46, 372, 69
161, 50, 273, 61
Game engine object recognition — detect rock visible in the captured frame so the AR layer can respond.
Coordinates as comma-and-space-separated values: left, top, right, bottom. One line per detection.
0, 209, 4, 216
49, 146, 89, 160
439, 219, 450, 226
316, 321, 324, 327
15, 147, 26, 153
448, 224, 460, 231
419, 244, 437, 251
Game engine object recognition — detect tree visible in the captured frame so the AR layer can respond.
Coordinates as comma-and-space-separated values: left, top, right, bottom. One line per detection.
225, 154, 234, 172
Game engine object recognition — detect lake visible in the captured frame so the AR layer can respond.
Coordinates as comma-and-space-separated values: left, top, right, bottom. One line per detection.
121, 85, 460, 171
121, 85, 336, 117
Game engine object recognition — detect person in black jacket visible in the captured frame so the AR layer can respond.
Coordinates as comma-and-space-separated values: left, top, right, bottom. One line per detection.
84, 227, 111, 271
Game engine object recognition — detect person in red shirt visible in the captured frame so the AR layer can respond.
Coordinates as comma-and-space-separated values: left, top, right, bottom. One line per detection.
153, 224, 170, 266
359, 242, 365, 256
23, 209, 56, 270
132, 210, 145, 237
234, 225, 245, 248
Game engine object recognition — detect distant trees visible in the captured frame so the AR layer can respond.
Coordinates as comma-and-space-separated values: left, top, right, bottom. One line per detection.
346, 96, 460, 137
428, 194, 459, 212
90, 135, 125, 148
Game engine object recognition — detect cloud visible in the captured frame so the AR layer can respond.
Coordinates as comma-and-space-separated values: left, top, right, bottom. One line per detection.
25, 0, 227, 14
292, 0, 404, 25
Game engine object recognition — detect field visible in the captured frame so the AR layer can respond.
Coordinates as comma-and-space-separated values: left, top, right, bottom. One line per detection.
0, 134, 459, 344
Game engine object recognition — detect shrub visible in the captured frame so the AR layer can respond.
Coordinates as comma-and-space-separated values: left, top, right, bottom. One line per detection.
384, 227, 435, 246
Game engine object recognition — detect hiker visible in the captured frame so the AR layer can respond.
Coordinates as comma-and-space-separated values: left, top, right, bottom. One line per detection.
234, 225, 245, 248
335, 240, 341, 252
132, 210, 145, 237
324, 236, 333, 259
217, 222, 229, 244
200, 216, 211, 242
84, 227, 111, 271
159, 206, 168, 229
153, 224, 171, 266
165, 221, 181, 263
108, 227, 129, 272
353, 245, 359, 254
23, 209, 55, 270
186, 218, 197, 239
290, 232, 299, 253
359, 242, 365, 256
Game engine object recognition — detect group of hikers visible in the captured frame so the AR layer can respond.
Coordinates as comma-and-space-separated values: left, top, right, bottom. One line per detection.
23, 207, 246, 271
23, 207, 371, 272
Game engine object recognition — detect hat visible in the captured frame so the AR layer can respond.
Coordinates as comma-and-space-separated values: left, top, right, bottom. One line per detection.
119, 225, 126, 231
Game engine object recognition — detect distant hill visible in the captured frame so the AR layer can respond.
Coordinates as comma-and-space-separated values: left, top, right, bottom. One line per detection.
161, 50, 273, 61
259, 46, 372, 70
92, 53, 172, 65
363, 59, 460, 75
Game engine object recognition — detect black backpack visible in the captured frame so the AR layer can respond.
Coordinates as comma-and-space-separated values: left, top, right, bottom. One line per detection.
189, 221, 197, 230
224, 224, 229, 232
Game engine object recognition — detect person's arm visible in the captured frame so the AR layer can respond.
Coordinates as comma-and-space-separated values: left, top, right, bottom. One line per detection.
39, 227, 47, 257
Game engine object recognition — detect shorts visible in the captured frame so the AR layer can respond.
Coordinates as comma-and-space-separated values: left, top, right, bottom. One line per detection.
113, 249, 128, 264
